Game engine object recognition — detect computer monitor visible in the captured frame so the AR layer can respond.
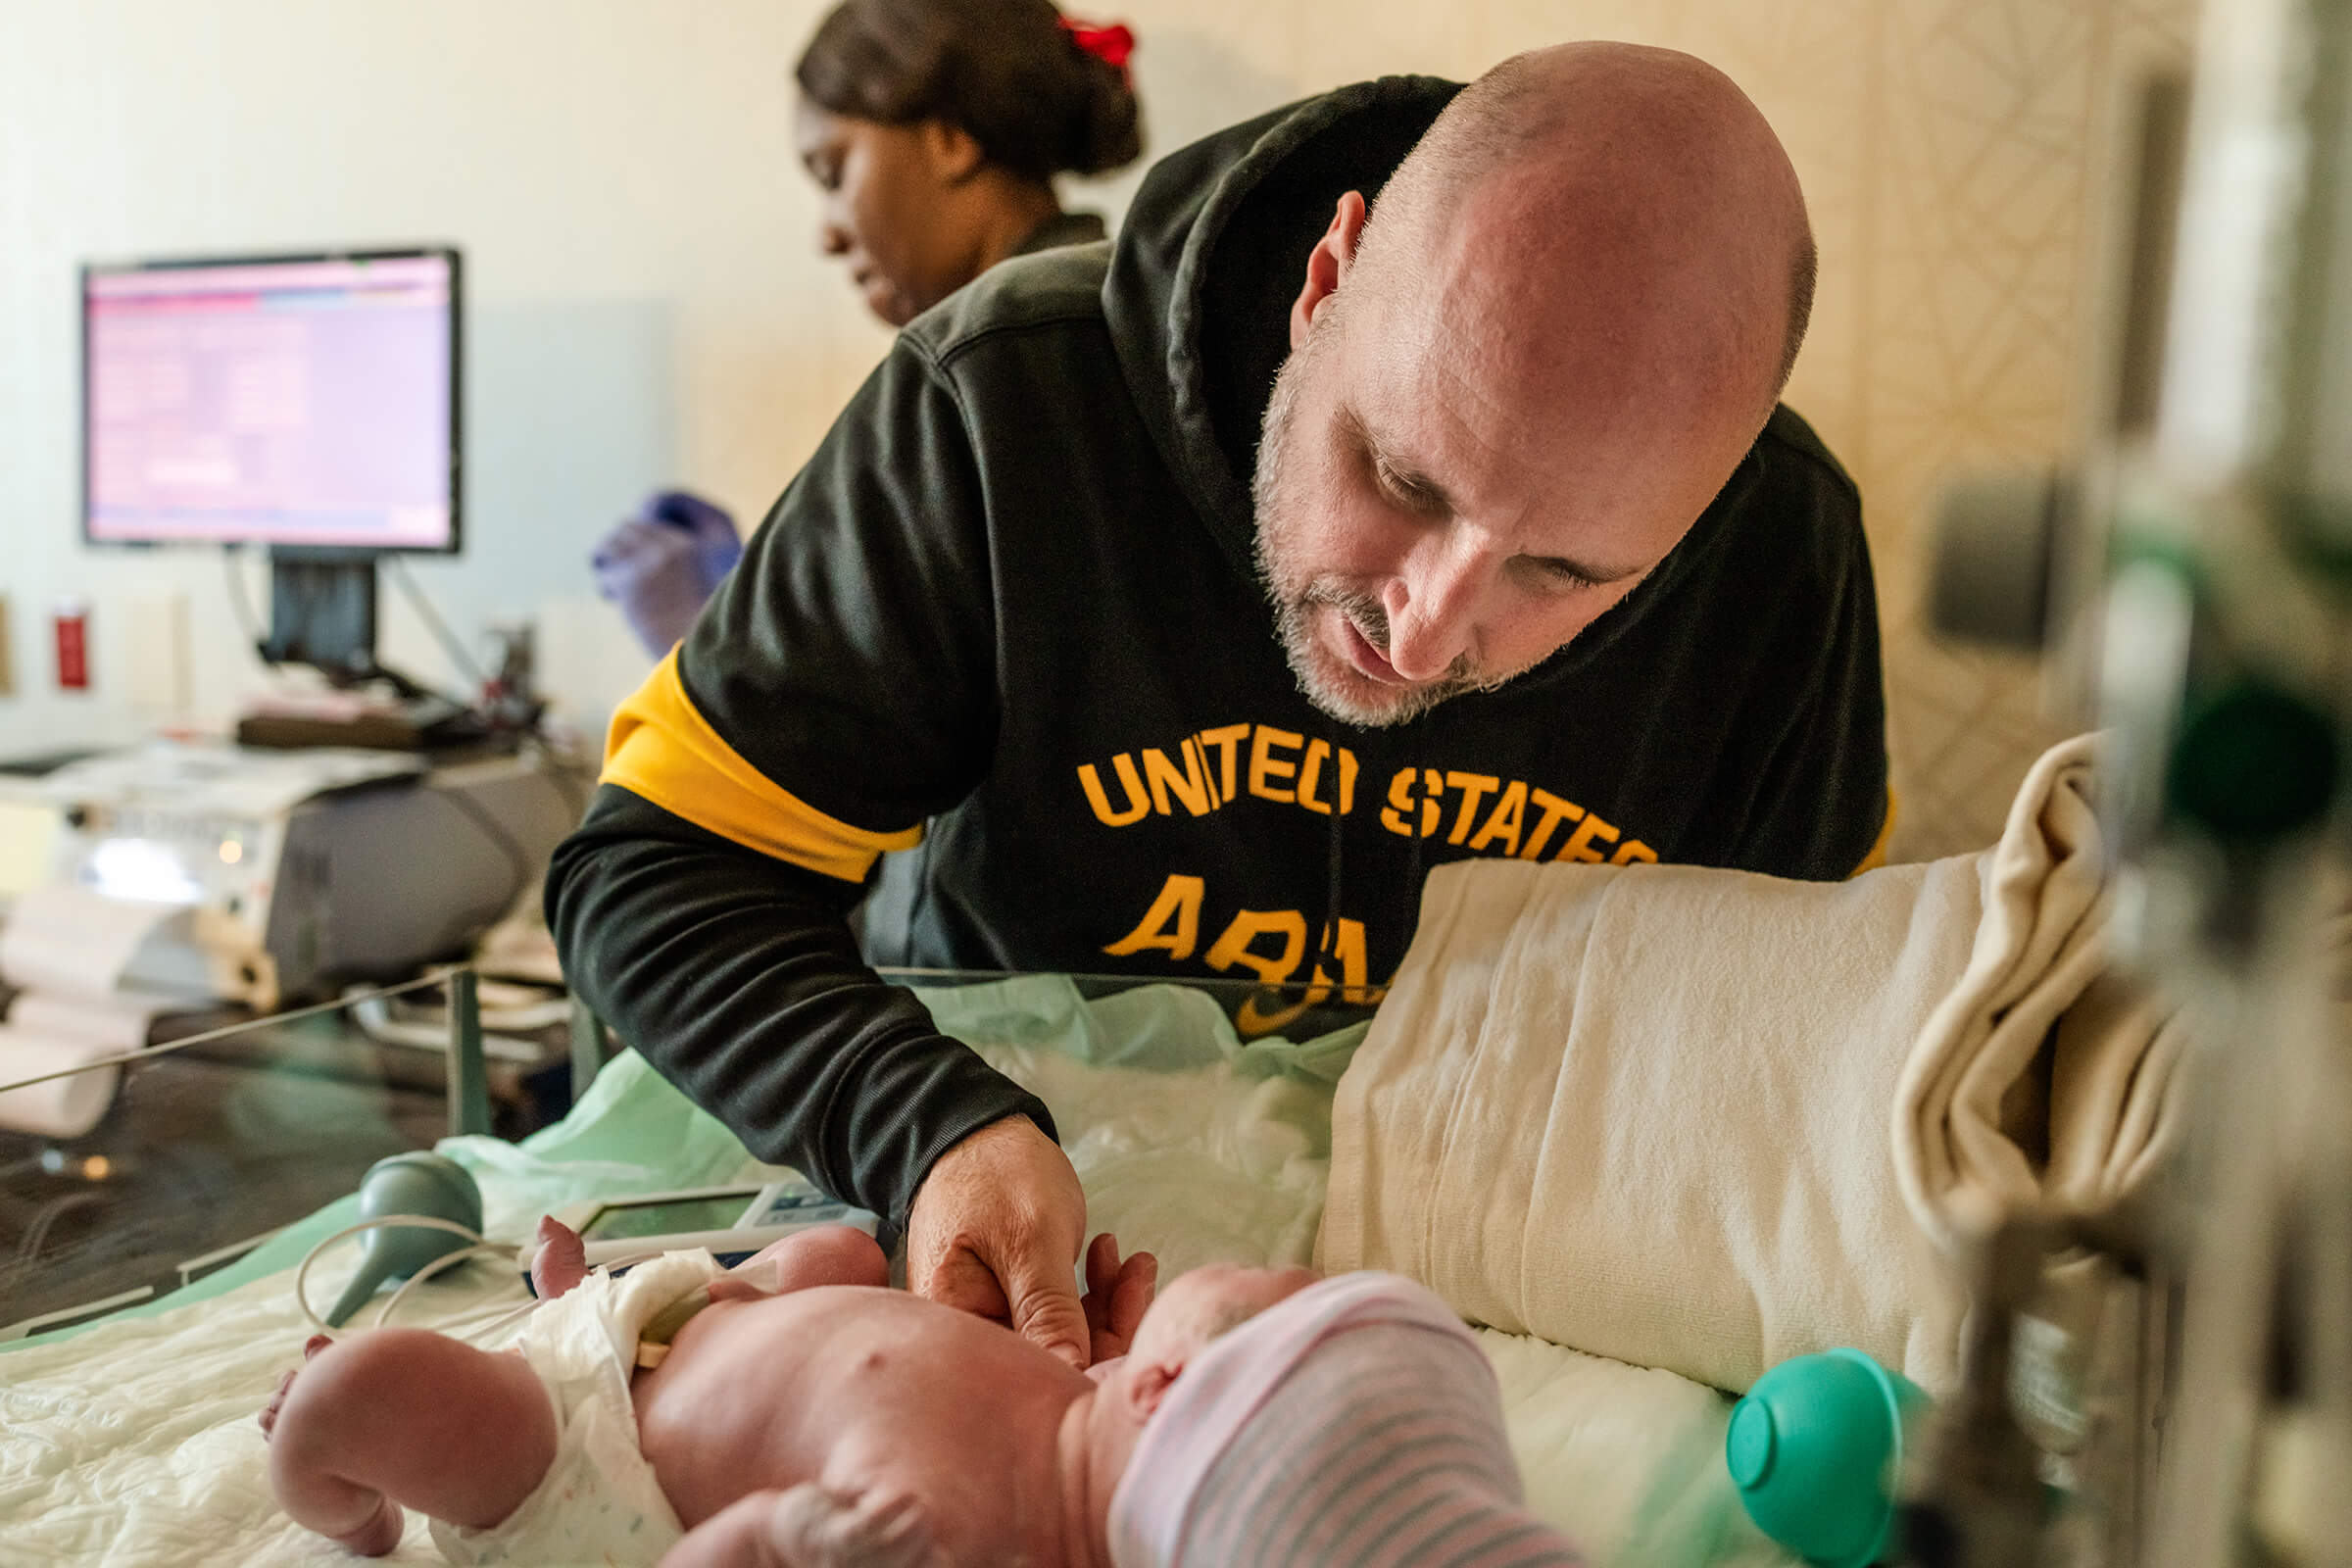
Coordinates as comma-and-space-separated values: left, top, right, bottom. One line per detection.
81, 248, 461, 554
79, 249, 464, 699
82, 249, 460, 553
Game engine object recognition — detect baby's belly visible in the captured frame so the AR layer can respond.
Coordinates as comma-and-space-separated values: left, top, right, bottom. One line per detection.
622, 1285, 1090, 1556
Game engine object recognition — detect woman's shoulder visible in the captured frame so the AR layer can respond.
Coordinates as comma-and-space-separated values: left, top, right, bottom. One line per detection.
902, 239, 1114, 370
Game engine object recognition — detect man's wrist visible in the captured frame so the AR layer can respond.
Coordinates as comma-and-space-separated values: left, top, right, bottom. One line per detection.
898, 1098, 1059, 1229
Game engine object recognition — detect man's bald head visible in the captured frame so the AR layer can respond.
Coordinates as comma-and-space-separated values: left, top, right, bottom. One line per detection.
1357, 42, 1815, 421
1253, 43, 1818, 728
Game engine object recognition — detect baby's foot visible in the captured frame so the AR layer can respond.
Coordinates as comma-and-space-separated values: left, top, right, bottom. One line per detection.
257, 1334, 335, 1438
332, 1494, 406, 1557
529, 1214, 589, 1299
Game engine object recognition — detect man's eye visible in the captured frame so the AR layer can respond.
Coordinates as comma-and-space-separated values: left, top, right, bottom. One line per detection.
1523, 559, 1599, 593
1372, 459, 1440, 514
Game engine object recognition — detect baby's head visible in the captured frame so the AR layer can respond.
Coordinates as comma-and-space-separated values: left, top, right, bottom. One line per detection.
1084, 1268, 1527, 1568
1077, 1262, 1320, 1507
1117, 1262, 1322, 1382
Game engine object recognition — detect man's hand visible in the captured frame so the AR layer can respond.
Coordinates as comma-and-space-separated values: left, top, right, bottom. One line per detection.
1081, 1232, 1157, 1367
906, 1115, 1091, 1369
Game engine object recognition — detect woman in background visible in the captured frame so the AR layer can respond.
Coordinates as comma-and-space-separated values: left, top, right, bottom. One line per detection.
596, 0, 1143, 656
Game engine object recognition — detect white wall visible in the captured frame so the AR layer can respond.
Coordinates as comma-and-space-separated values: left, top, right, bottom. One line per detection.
2, 0, 2193, 856
2, 2, 899, 753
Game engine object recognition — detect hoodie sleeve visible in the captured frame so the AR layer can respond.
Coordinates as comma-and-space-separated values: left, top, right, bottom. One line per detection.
545, 339, 1055, 1224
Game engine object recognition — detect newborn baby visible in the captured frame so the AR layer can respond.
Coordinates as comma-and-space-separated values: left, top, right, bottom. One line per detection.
263, 1219, 1578, 1566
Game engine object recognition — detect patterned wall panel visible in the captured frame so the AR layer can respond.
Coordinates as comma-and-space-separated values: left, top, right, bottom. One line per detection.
1857, 0, 2197, 859
1442, 0, 2196, 858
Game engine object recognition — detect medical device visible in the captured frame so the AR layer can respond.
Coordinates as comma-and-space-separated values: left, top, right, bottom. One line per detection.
2, 740, 582, 1006
294, 1154, 883, 1344
1924, 0, 2352, 1559
540, 1178, 884, 1288
82, 246, 476, 745
1727, 1349, 1936, 1568
317, 1152, 487, 1328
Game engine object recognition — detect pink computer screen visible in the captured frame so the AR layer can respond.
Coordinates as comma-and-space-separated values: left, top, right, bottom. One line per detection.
83, 252, 457, 550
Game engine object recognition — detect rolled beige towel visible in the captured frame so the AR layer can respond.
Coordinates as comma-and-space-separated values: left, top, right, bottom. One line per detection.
1892, 737, 2186, 1250
1321, 735, 2184, 1396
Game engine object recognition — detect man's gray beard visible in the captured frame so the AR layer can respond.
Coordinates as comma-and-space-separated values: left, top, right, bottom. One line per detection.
1250, 350, 1499, 729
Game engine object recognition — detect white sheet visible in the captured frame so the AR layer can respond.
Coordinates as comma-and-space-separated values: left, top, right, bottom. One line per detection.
0, 1039, 1792, 1567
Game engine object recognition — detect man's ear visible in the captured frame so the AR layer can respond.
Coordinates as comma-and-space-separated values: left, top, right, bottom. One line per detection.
1289, 190, 1368, 350
919, 120, 990, 186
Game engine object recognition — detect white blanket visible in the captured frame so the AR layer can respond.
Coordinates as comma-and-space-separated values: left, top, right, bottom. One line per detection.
1322, 736, 2185, 1397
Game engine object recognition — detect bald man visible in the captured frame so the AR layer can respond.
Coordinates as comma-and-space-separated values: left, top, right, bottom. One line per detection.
550, 45, 1888, 1377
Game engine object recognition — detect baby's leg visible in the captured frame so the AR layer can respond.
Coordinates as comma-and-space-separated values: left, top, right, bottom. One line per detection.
267, 1328, 557, 1556
718, 1224, 888, 1300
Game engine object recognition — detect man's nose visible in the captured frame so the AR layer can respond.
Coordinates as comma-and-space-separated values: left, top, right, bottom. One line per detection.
818, 220, 852, 258
1383, 545, 1487, 681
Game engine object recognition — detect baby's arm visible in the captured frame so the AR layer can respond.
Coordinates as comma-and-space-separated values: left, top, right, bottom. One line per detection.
530, 1217, 888, 1302
723, 1224, 889, 1298
660, 1481, 945, 1568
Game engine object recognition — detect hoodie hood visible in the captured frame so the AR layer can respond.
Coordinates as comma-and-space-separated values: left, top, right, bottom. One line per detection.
1103, 76, 1462, 574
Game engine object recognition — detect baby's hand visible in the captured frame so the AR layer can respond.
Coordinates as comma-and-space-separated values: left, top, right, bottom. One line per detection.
1081, 1233, 1156, 1367
528, 1214, 590, 1299
257, 1334, 334, 1438
661, 1480, 946, 1568
770, 1484, 945, 1567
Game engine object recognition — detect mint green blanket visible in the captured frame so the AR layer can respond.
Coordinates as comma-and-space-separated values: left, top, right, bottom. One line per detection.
9, 975, 1355, 1351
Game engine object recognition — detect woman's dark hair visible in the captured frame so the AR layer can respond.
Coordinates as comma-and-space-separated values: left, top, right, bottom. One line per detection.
797, 0, 1144, 180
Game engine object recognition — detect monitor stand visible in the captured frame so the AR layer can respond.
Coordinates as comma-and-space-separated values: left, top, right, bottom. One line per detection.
237, 550, 484, 753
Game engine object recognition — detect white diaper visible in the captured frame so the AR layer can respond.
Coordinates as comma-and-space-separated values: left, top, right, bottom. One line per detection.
431, 1250, 725, 1567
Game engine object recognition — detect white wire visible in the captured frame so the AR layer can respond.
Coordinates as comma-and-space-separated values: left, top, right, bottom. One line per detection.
293, 1214, 670, 1343
379, 1243, 670, 1341
374, 1242, 520, 1331
467, 1292, 556, 1344
294, 1214, 518, 1338
462, 1247, 669, 1344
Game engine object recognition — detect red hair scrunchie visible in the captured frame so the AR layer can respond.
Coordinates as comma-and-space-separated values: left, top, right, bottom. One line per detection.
1059, 14, 1136, 78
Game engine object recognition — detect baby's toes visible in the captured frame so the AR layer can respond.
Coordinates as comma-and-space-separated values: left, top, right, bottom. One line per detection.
257, 1369, 299, 1437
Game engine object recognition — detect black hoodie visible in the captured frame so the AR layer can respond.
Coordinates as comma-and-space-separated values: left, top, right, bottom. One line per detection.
546, 77, 1889, 1226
